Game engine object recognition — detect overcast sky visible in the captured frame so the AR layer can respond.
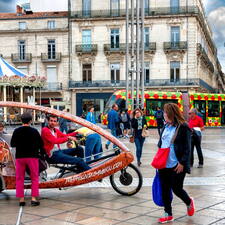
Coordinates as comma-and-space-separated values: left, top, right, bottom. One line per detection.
0, 0, 224, 71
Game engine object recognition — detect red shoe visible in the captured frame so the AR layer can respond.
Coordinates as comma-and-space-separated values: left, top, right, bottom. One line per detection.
187, 197, 195, 216
158, 213, 174, 223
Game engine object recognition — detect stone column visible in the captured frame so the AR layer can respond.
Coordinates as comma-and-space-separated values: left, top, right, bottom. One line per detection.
3, 86, 7, 122
20, 86, 23, 114
33, 87, 36, 123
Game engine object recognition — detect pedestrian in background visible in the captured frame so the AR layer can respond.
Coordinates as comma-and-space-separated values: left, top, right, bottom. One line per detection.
188, 108, 204, 168
131, 108, 147, 167
119, 109, 130, 138
86, 106, 96, 124
11, 112, 43, 207
157, 103, 194, 223
59, 112, 68, 134
105, 104, 119, 149
154, 107, 164, 135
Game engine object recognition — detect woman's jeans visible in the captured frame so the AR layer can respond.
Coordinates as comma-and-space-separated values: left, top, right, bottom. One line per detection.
49, 147, 91, 172
158, 168, 191, 216
16, 158, 39, 198
134, 136, 145, 162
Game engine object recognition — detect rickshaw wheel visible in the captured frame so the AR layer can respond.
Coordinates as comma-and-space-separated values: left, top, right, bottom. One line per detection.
110, 163, 143, 196
0, 176, 4, 192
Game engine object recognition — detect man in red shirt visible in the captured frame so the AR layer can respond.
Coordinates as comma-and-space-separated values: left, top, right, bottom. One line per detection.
188, 108, 205, 168
41, 115, 91, 172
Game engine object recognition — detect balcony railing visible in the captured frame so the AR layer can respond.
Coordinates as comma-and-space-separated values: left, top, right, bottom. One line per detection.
75, 44, 98, 56
104, 44, 126, 55
11, 53, 32, 63
41, 53, 61, 62
71, 6, 199, 19
164, 42, 188, 52
41, 82, 62, 91
197, 43, 214, 73
104, 43, 156, 55
69, 78, 215, 91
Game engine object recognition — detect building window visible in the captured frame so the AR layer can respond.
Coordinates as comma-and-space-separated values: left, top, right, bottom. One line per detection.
144, 0, 149, 14
170, 0, 179, 13
47, 66, 57, 83
83, 0, 91, 16
19, 22, 26, 30
82, 64, 92, 82
170, 61, 180, 82
47, 20, 55, 29
110, 29, 119, 49
111, 0, 120, 16
18, 40, 25, 60
82, 29, 91, 50
144, 27, 150, 48
145, 62, 150, 83
110, 63, 120, 83
171, 26, 180, 47
48, 40, 56, 59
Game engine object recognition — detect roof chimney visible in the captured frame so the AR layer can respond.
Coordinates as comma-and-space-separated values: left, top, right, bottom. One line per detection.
16, 5, 23, 15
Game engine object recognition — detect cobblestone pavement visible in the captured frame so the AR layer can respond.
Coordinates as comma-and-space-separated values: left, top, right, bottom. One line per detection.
1, 127, 225, 225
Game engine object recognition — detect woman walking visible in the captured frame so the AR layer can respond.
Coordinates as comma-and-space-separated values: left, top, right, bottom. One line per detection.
157, 103, 194, 223
131, 108, 147, 167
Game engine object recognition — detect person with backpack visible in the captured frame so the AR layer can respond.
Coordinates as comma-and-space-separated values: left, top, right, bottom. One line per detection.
120, 109, 130, 138
155, 107, 164, 135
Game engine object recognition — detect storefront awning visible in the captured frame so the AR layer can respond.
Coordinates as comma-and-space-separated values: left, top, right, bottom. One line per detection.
0, 57, 27, 77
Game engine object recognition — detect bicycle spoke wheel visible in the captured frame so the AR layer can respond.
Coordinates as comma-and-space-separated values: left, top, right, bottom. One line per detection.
110, 163, 143, 196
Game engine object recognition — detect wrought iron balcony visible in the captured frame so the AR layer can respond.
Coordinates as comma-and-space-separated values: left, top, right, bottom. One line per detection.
104, 44, 126, 55
41, 53, 61, 63
163, 42, 188, 52
69, 78, 215, 92
143, 42, 156, 54
41, 82, 62, 91
75, 44, 98, 56
197, 43, 214, 73
103, 43, 156, 55
71, 6, 199, 19
11, 53, 32, 63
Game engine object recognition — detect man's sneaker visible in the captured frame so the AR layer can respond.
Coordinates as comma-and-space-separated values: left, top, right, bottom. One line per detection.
197, 164, 203, 168
187, 197, 195, 216
105, 144, 109, 150
158, 213, 174, 223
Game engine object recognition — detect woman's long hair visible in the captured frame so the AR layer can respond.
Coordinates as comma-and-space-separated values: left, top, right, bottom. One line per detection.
164, 103, 185, 125
132, 108, 143, 119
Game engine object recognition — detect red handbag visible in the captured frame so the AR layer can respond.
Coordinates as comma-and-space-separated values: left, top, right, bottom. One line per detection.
151, 147, 170, 169
151, 124, 181, 169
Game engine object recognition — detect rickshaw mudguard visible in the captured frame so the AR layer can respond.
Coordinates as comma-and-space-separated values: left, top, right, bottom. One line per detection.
0, 101, 134, 190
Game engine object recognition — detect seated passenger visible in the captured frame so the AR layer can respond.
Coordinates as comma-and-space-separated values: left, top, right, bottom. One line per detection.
41, 115, 91, 172
76, 127, 103, 162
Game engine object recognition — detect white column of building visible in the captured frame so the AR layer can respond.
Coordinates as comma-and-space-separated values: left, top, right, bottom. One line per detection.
3, 86, 7, 122
20, 86, 24, 114
33, 87, 36, 122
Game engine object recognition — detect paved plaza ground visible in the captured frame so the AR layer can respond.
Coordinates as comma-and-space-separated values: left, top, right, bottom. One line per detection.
1, 127, 225, 225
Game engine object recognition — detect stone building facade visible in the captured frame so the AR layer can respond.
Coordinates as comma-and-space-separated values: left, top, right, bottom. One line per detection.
0, 0, 224, 119
0, 9, 70, 111
69, 0, 225, 117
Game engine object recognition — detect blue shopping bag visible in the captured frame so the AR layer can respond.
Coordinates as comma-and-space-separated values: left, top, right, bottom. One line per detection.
152, 170, 173, 207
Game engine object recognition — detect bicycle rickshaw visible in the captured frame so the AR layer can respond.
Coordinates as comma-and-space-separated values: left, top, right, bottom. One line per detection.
0, 101, 143, 196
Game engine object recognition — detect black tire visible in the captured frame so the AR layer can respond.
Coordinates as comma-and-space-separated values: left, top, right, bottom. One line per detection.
110, 163, 143, 196
0, 176, 4, 193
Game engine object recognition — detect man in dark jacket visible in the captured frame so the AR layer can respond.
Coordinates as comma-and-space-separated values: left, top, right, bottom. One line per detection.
105, 104, 119, 149
154, 107, 164, 135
